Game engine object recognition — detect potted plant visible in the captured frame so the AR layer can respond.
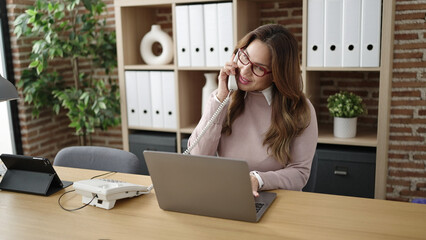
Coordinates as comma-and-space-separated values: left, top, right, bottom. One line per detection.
327, 91, 367, 138
13, 0, 120, 146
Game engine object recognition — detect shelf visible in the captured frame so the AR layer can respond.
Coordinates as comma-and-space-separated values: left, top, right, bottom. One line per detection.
128, 126, 177, 133
306, 67, 381, 72
124, 65, 175, 71
178, 66, 222, 71
318, 124, 377, 147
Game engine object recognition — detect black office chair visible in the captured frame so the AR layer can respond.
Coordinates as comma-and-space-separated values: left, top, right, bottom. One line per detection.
53, 146, 142, 174
302, 152, 318, 192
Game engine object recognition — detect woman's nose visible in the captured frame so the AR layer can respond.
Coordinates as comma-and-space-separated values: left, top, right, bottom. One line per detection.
239, 64, 252, 76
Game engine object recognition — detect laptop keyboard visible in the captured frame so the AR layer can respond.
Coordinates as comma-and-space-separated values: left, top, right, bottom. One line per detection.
255, 202, 265, 213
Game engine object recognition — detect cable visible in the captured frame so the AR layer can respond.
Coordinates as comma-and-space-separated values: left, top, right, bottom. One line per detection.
183, 91, 232, 155
58, 171, 116, 212
58, 189, 97, 212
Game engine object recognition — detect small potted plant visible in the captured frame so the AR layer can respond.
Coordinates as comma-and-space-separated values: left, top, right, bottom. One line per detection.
327, 91, 367, 138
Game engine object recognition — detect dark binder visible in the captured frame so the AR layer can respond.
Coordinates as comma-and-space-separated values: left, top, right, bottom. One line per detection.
0, 154, 72, 196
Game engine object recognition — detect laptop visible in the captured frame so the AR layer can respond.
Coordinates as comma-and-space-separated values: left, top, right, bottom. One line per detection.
143, 151, 276, 222
0, 154, 73, 196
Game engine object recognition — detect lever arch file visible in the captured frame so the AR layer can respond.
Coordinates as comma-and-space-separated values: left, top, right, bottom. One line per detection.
324, 0, 343, 67
307, 0, 324, 67
360, 0, 382, 67
203, 3, 219, 67
189, 4, 205, 67
136, 71, 152, 128
150, 71, 164, 128
161, 71, 177, 129
217, 2, 234, 66
175, 5, 191, 67
125, 71, 139, 127
342, 0, 362, 67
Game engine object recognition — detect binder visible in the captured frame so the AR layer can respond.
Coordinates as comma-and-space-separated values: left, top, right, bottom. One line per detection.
217, 2, 234, 66
324, 0, 343, 67
150, 71, 164, 128
342, 0, 362, 67
189, 4, 205, 67
307, 0, 324, 67
360, 0, 382, 67
136, 71, 152, 128
203, 3, 220, 67
125, 71, 139, 127
175, 5, 191, 67
161, 71, 177, 129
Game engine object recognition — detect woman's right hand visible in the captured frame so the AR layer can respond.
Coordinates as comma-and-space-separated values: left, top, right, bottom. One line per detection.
216, 53, 238, 102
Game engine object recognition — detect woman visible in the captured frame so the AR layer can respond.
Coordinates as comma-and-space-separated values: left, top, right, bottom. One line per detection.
188, 24, 318, 196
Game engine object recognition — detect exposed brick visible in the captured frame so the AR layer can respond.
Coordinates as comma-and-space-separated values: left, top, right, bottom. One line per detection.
395, 3, 426, 11
391, 100, 426, 107
390, 109, 414, 116
395, 12, 426, 21
393, 52, 423, 60
393, 42, 426, 50
392, 90, 422, 98
399, 190, 426, 198
389, 144, 426, 152
392, 72, 417, 79
393, 61, 426, 69
413, 154, 426, 161
387, 178, 411, 187
390, 135, 424, 142
392, 81, 426, 88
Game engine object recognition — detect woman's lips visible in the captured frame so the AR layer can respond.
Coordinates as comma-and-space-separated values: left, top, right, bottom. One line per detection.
239, 75, 250, 85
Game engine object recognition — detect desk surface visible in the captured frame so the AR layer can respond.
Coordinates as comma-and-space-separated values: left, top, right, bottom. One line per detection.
0, 167, 425, 240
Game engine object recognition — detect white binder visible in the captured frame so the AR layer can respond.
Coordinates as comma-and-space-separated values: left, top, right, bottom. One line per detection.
307, 0, 324, 67
324, 0, 343, 67
136, 71, 152, 128
189, 4, 205, 67
204, 3, 220, 67
175, 5, 191, 67
125, 71, 139, 127
149, 71, 164, 128
342, 0, 362, 67
217, 2, 234, 66
161, 71, 177, 129
360, 0, 382, 67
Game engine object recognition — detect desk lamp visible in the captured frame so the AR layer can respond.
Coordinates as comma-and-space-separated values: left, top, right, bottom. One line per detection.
0, 74, 18, 102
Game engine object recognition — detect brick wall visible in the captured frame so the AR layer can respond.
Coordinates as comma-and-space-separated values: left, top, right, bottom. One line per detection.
5, 0, 425, 201
6, 0, 120, 161
386, 0, 426, 201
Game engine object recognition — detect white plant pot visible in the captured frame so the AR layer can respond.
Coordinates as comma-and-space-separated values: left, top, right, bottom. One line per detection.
333, 117, 357, 138
140, 25, 173, 65
202, 73, 218, 113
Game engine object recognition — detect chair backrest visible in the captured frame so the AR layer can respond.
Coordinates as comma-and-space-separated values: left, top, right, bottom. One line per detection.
53, 146, 141, 174
302, 151, 318, 192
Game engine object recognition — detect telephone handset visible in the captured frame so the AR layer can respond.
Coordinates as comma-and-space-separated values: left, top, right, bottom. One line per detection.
227, 53, 239, 91
183, 52, 239, 155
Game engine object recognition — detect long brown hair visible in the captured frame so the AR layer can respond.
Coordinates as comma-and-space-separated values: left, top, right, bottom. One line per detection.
222, 24, 311, 165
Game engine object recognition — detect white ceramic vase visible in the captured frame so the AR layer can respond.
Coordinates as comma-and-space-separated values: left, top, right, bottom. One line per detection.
202, 73, 218, 113
140, 25, 173, 65
333, 117, 357, 138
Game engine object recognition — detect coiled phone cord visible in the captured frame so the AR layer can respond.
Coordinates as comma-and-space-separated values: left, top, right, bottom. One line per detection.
183, 90, 233, 155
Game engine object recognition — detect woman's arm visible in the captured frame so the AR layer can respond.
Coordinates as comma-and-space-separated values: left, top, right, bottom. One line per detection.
187, 90, 229, 156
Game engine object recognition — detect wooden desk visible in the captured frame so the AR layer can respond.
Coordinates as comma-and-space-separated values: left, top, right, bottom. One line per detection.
0, 167, 425, 240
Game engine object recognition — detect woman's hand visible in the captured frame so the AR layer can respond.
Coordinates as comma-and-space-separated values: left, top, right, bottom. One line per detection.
216, 53, 238, 102
250, 174, 260, 197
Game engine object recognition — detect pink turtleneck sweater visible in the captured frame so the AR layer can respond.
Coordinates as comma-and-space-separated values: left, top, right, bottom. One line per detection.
188, 89, 318, 191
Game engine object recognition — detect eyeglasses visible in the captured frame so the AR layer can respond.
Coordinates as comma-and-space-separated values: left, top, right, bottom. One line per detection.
238, 48, 272, 77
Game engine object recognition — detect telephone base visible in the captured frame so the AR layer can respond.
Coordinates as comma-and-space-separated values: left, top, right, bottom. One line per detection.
82, 195, 117, 210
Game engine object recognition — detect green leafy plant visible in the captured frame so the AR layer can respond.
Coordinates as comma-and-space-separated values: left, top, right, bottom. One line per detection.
327, 91, 367, 118
14, 0, 120, 145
